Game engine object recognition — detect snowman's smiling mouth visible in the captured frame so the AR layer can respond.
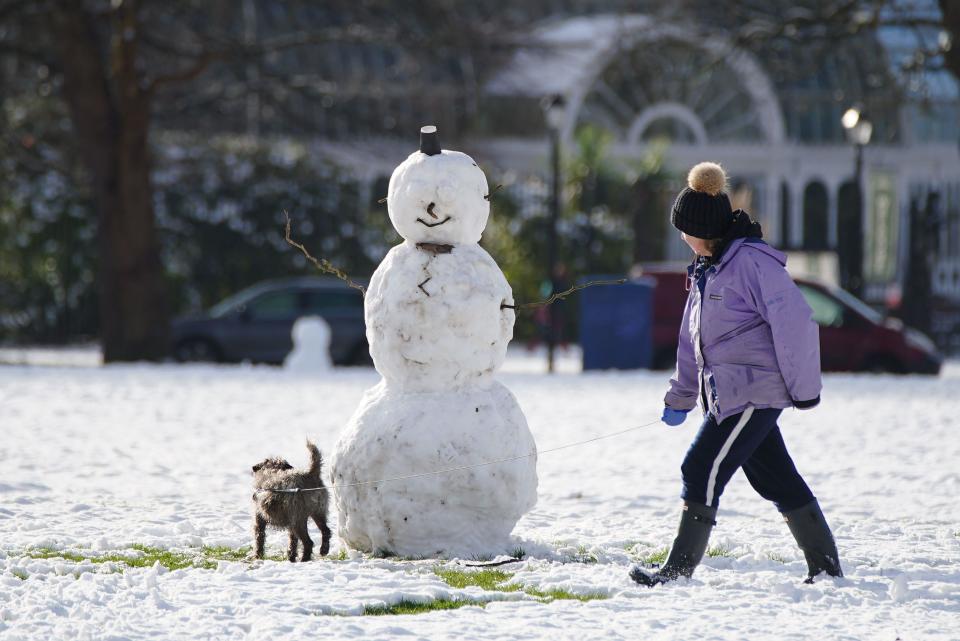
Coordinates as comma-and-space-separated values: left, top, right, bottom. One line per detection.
417, 203, 451, 227
417, 216, 451, 227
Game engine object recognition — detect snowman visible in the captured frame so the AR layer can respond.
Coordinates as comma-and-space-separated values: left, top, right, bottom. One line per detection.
284, 316, 333, 372
330, 126, 538, 558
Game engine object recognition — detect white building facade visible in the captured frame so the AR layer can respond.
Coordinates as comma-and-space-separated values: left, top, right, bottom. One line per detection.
469, 13, 960, 349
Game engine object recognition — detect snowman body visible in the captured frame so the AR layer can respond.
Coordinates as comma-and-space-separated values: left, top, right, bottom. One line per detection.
284, 316, 333, 372
331, 137, 538, 558
365, 242, 512, 392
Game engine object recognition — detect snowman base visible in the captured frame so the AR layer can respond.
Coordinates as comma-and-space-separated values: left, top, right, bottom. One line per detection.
331, 380, 538, 558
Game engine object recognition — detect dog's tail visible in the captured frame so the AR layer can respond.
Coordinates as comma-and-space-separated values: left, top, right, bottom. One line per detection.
306, 440, 323, 478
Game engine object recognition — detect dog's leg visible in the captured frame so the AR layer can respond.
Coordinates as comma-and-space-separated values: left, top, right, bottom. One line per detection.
295, 521, 314, 562
313, 514, 331, 556
254, 514, 267, 560
287, 529, 299, 562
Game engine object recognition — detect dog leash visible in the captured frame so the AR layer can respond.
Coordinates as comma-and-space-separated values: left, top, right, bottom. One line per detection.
257, 418, 662, 494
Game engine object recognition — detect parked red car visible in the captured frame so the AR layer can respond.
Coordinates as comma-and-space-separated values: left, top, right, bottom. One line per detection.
635, 265, 943, 375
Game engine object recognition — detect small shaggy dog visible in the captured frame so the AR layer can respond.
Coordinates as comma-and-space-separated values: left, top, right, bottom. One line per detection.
251, 440, 331, 562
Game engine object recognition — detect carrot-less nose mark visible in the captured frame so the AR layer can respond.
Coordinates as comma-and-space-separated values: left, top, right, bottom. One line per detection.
426, 202, 438, 219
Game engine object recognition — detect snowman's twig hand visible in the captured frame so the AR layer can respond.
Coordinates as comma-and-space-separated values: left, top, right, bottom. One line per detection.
501, 279, 626, 310
283, 210, 367, 296
484, 184, 504, 201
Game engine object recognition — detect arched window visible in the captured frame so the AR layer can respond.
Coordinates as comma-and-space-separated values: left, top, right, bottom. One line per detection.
627, 103, 707, 145
837, 181, 863, 291
803, 181, 829, 251
780, 182, 791, 249
577, 37, 774, 143
638, 117, 699, 144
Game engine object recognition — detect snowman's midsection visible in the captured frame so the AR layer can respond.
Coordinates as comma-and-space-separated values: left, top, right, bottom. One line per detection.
365, 244, 514, 389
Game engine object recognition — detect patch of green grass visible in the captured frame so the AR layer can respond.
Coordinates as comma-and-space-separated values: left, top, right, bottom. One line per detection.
201, 545, 251, 563
635, 547, 669, 565
510, 546, 526, 560
363, 598, 481, 615
767, 552, 787, 564
433, 567, 607, 603
11, 569, 28, 581
20, 544, 280, 571
126, 545, 209, 570
573, 545, 598, 564
23, 545, 201, 569
336, 549, 349, 561
434, 568, 522, 592
24, 548, 90, 564
706, 545, 734, 558
522, 586, 607, 602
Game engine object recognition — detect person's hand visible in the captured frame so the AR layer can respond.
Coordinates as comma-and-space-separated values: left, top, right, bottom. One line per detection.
661, 406, 689, 427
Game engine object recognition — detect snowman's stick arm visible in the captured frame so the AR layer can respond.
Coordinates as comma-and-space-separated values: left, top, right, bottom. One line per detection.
283, 210, 367, 296
501, 278, 626, 310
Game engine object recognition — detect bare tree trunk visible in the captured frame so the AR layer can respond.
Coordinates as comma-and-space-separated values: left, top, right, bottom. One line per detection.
54, 2, 169, 361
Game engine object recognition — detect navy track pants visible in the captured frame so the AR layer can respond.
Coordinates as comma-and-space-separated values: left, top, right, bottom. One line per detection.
680, 407, 815, 512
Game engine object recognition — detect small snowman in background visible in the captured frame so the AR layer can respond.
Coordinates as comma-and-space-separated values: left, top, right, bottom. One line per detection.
330, 126, 538, 558
284, 316, 333, 372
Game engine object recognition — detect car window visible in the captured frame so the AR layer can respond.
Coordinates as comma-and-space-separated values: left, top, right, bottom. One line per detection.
797, 285, 845, 328
246, 291, 300, 320
302, 290, 364, 313
209, 287, 262, 318
828, 285, 884, 325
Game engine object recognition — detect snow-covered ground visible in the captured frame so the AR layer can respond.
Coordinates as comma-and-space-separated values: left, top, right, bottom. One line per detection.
1, 349, 958, 640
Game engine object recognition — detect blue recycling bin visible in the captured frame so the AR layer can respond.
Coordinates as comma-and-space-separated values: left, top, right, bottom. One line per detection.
579, 275, 654, 370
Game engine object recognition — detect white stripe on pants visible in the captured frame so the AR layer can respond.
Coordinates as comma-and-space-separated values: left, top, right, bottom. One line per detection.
705, 407, 755, 506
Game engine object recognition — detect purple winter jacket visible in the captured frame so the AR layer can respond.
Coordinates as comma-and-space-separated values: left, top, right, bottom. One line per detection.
664, 238, 822, 422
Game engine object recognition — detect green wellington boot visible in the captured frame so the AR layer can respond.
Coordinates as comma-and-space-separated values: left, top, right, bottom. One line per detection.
630, 501, 717, 586
783, 499, 843, 583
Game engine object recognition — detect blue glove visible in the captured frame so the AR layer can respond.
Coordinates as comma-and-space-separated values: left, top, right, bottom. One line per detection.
661, 406, 689, 427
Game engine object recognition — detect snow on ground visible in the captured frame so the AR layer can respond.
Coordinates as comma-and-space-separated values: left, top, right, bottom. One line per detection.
1, 349, 958, 640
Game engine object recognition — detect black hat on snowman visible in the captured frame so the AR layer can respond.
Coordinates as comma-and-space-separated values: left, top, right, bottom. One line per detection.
420, 125, 442, 156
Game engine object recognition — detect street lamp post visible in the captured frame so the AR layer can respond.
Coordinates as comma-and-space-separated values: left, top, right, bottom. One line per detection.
841, 106, 872, 297
541, 95, 565, 374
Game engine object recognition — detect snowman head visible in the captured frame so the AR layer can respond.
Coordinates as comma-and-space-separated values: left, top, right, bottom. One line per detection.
386, 126, 490, 245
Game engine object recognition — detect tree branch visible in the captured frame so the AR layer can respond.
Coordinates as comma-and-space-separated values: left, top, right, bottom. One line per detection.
147, 52, 216, 92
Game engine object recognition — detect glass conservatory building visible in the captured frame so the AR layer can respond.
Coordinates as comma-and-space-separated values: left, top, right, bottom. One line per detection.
476, 13, 960, 312
211, 3, 959, 349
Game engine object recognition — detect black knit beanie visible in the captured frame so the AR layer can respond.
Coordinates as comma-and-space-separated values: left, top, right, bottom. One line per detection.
671, 162, 734, 240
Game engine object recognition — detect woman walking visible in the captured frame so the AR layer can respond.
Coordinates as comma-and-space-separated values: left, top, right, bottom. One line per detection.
631, 162, 843, 587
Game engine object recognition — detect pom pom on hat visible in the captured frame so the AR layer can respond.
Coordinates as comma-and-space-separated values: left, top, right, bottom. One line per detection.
687, 162, 726, 196
671, 161, 734, 239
